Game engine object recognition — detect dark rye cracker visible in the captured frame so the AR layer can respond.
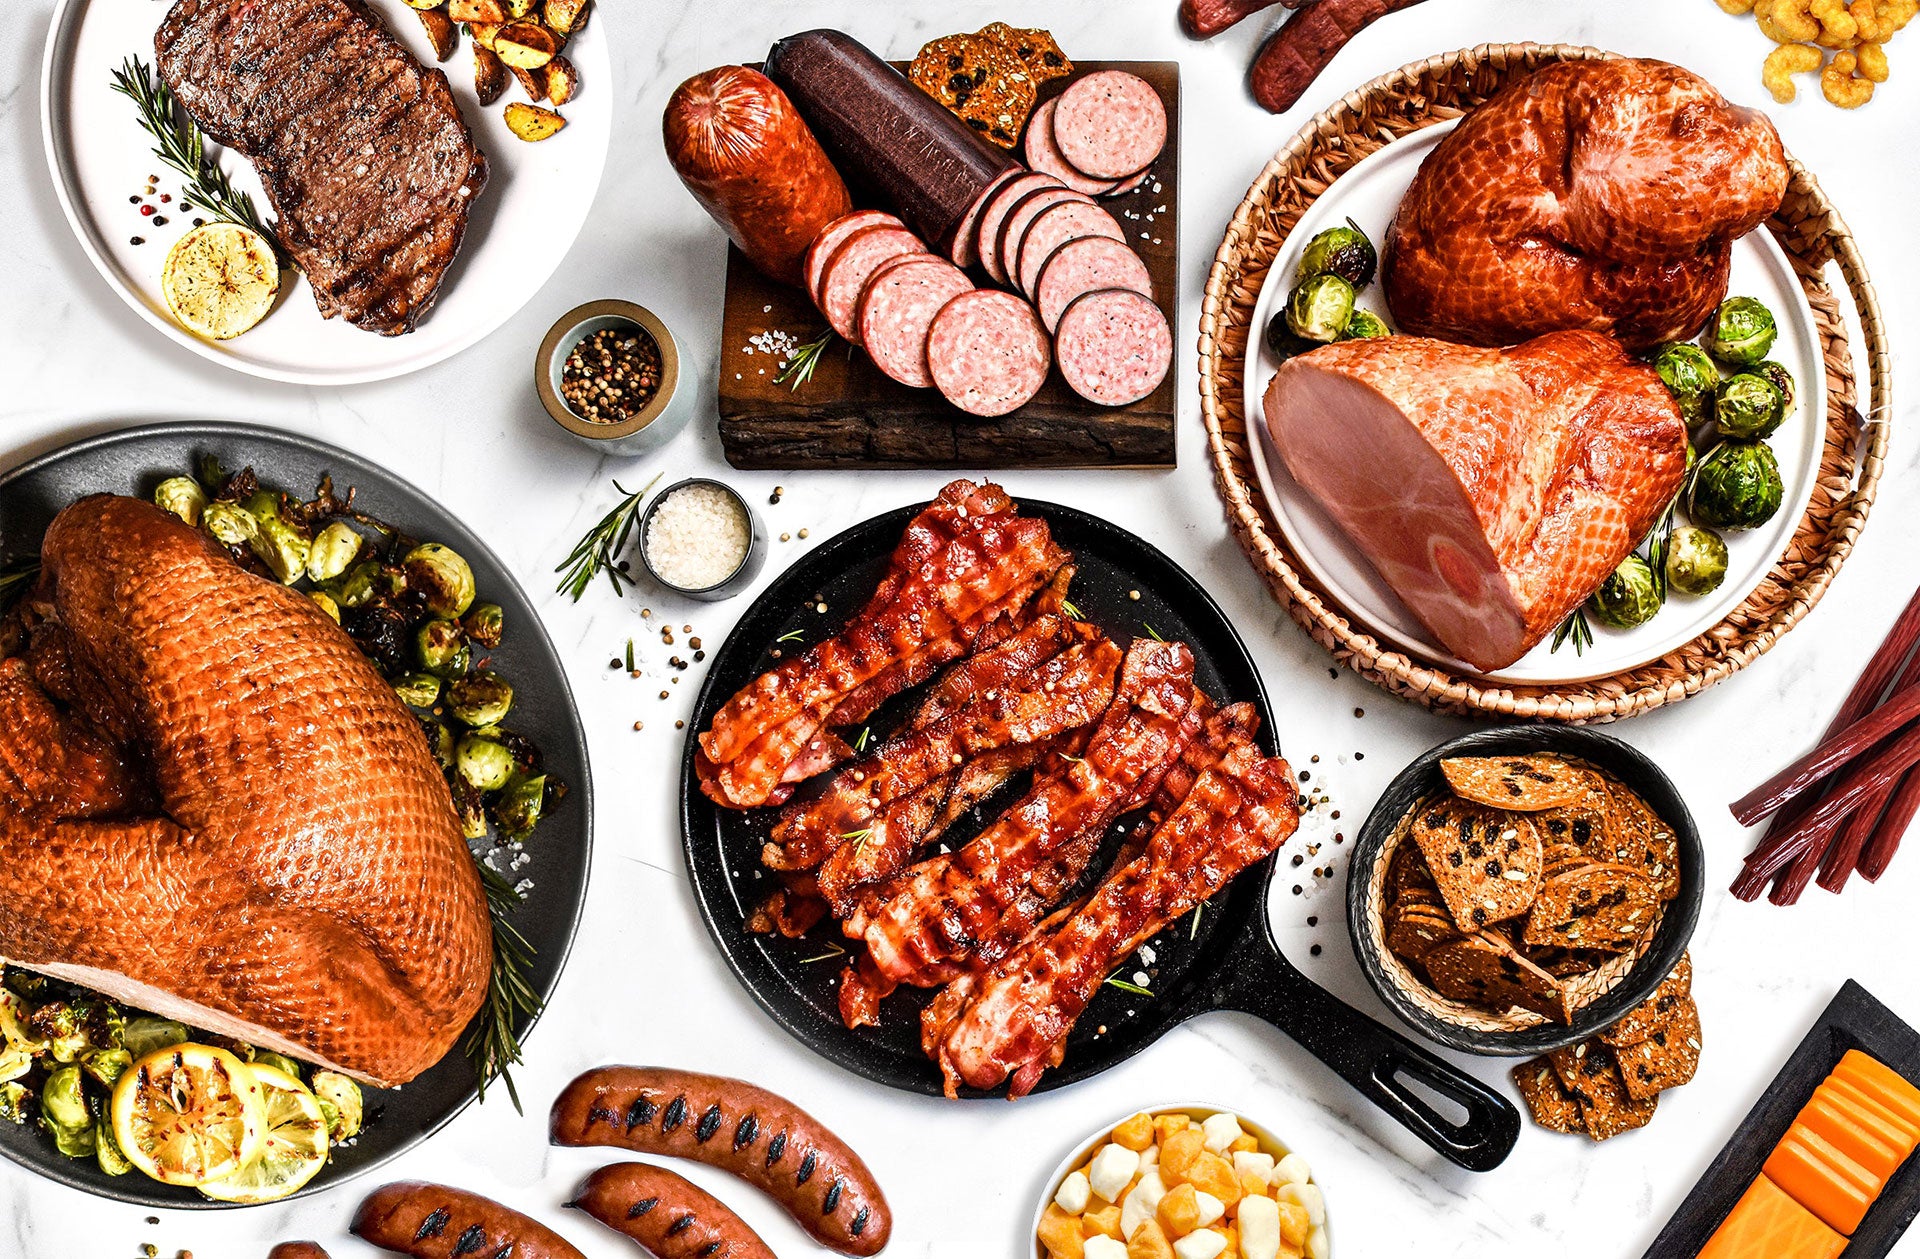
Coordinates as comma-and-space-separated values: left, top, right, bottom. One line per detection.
909, 34, 1036, 149
1615, 995, 1702, 1099
1513, 1057, 1587, 1135
1550, 1041, 1658, 1140
1441, 755, 1588, 811
1422, 931, 1571, 1023
1520, 862, 1660, 952
1410, 797, 1543, 932
1602, 953, 1694, 1047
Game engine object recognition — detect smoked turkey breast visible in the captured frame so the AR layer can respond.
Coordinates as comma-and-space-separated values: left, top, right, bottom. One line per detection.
0, 496, 490, 1087
1383, 58, 1789, 350
1260, 331, 1688, 671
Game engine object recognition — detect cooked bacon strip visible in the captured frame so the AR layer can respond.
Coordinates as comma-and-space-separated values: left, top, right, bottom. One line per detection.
699, 481, 1068, 807
847, 640, 1198, 988
906, 614, 1090, 730
934, 734, 1300, 1097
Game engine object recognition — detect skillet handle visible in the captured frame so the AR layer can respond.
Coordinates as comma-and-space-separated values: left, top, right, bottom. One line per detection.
1178, 910, 1520, 1172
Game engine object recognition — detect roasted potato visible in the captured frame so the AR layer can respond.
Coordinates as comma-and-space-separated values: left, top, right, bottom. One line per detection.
474, 44, 509, 106
467, 19, 502, 47
494, 20, 558, 69
416, 8, 459, 60
404, 0, 444, 8
510, 63, 548, 101
504, 101, 567, 142
545, 0, 589, 35
544, 54, 579, 105
504, 0, 536, 14
448, 0, 507, 20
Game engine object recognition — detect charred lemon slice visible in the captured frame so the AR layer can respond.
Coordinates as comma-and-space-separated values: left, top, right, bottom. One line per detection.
197, 1064, 330, 1204
160, 222, 281, 340
111, 1044, 266, 1187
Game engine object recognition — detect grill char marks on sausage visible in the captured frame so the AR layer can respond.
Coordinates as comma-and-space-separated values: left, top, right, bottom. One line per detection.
571, 1164, 776, 1259
351, 1182, 586, 1259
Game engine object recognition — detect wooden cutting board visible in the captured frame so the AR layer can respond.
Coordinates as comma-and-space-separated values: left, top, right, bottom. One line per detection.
717, 60, 1181, 470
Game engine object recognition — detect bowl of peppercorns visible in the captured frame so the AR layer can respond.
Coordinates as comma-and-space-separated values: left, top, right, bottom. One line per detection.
537, 299, 693, 455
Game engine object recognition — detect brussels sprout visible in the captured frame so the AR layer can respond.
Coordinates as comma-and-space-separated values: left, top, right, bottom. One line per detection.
456, 789, 490, 841
0, 1082, 29, 1125
31, 1001, 93, 1063
1690, 440, 1785, 529
495, 774, 546, 839
1591, 554, 1663, 629
0, 989, 46, 1054
309, 1070, 363, 1142
153, 476, 210, 527
306, 521, 364, 583
462, 602, 505, 650
250, 1051, 304, 1079
1339, 309, 1390, 341
448, 671, 513, 727
121, 1017, 189, 1061
0, 1046, 29, 1086
457, 734, 516, 792
1651, 343, 1719, 426
1285, 274, 1356, 344
82, 1048, 132, 1090
201, 500, 259, 548
1665, 525, 1729, 597
348, 605, 413, 676
1754, 360, 1797, 416
1264, 312, 1315, 362
419, 717, 457, 772
96, 1127, 133, 1176
329, 560, 384, 610
1715, 373, 1787, 440
415, 620, 471, 680
405, 543, 477, 619
52, 1124, 98, 1159
394, 673, 443, 709
39, 1066, 88, 1132
242, 492, 312, 584
1295, 220, 1378, 289
1703, 296, 1777, 366
309, 591, 342, 624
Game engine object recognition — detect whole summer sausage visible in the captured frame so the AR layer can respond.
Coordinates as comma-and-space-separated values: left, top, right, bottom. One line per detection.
569, 1162, 776, 1259
663, 66, 853, 287
927, 290, 1052, 417
817, 226, 927, 344
1055, 288, 1174, 407
1050, 71, 1168, 180
1022, 99, 1119, 197
1250, 0, 1430, 113
549, 1066, 892, 1256
806, 210, 905, 307
974, 172, 1060, 285
266, 1245, 331, 1259
352, 1182, 587, 1259
857, 258, 976, 389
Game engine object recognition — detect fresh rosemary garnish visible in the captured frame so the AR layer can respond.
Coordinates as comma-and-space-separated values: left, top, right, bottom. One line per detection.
1189, 904, 1204, 940
109, 56, 281, 258
773, 330, 835, 391
1104, 973, 1154, 998
1551, 608, 1595, 656
462, 862, 542, 1111
1059, 598, 1083, 619
775, 629, 806, 644
624, 638, 636, 673
853, 726, 872, 752
554, 473, 664, 602
0, 560, 38, 619
1143, 623, 1165, 642
798, 942, 847, 964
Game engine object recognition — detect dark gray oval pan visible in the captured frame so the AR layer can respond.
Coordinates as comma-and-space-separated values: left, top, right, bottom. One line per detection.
0, 421, 593, 1208
681, 496, 1518, 1171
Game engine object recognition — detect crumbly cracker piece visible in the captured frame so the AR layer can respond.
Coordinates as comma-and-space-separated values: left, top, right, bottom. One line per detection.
909, 33, 1036, 149
1551, 1041, 1658, 1140
978, 22, 1073, 84
1441, 755, 1588, 811
1422, 931, 1572, 1023
1512, 1057, 1587, 1135
1410, 798, 1543, 932
1615, 995, 1702, 1099
1520, 862, 1660, 952
1601, 953, 1694, 1047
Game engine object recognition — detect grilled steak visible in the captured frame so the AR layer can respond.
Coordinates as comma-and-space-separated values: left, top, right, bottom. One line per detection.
155, 0, 489, 336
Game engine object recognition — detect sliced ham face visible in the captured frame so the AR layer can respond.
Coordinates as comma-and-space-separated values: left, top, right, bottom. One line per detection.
1260, 330, 1687, 671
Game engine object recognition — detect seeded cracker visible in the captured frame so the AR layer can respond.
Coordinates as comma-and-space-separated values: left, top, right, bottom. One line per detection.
1520, 862, 1660, 952
1550, 1040, 1658, 1140
1386, 903, 1461, 963
1410, 797, 1543, 931
1602, 953, 1693, 1047
1512, 1058, 1586, 1134
978, 22, 1073, 85
1441, 755, 1587, 811
1422, 931, 1571, 1022
909, 34, 1036, 149
1615, 994, 1702, 1099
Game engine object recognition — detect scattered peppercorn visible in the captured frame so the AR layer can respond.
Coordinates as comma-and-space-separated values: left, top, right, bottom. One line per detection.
658, 690, 669, 699
694, 650, 706, 662
129, 195, 142, 204
675, 719, 686, 729
780, 532, 791, 542
798, 528, 810, 539
633, 721, 643, 731
1354, 707, 1365, 718
1310, 944, 1323, 957
608, 658, 622, 669
1306, 916, 1318, 927
130, 236, 144, 246
153, 216, 169, 226
140, 204, 155, 216
192, 217, 205, 227
561, 325, 663, 424
1291, 854, 1303, 867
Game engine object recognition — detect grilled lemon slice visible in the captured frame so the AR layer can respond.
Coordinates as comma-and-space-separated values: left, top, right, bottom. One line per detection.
111, 1044, 266, 1187
197, 1064, 330, 1204
161, 222, 281, 340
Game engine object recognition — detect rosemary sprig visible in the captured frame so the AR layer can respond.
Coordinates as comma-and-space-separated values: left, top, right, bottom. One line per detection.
1551, 608, 1595, 656
1189, 904, 1204, 940
773, 330, 836, 390
1104, 972, 1154, 998
1143, 623, 1165, 642
775, 629, 806, 644
0, 560, 38, 619
554, 473, 663, 601
624, 639, 636, 672
461, 862, 543, 1111
109, 56, 280, 257
798, 942, 847, 964
1059, 598, 1083, 619
853, 726, 872, 752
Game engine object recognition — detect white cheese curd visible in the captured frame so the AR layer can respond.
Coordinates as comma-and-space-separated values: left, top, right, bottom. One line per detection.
1306, 1225, 1330, 1259
1236, 1194, 1281, 1259
643, 483, 750, 589
1200, 1112, 1244, 1152
1173, 1228, 1230, 1259
1087, 1143, 1142, 1202
1273, 1152, 1313, 1186
1192, 1190, 1226, 1228
1139, 1143, 1161, 1172
1277, 1181, 1326, 1226
1119, 1170, 1168, 1239
1054, 1170, 1091, 1215
1084, 1237, 1130, 1259
1232, 1150, 1276, 1190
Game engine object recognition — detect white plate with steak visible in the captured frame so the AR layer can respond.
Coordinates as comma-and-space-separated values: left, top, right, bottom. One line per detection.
41, 0, 611, 384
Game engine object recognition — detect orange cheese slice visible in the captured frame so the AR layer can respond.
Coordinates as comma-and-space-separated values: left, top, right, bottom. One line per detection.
1765, 1128, 1879, 1235
1800, 1094, 1909, 1182
1835, 1050, 1920, 1133
1823, 1075, 1920, 1150
1697, 1174, 1847, 1259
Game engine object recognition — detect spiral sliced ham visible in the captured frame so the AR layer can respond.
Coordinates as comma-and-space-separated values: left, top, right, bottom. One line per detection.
1261, 331, 1688, 672
0, 496, 490, 1087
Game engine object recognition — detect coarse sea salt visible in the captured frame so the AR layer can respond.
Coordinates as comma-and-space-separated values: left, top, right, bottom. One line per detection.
646, 483, 749, 590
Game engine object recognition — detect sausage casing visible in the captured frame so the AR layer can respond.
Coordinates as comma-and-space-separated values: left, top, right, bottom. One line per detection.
266, 1245, 332, 1259
1249, 0, 1429, 113
570, 1162, 776, 1259
351, 1181, 587, 1259
550, 1067, 892, 1255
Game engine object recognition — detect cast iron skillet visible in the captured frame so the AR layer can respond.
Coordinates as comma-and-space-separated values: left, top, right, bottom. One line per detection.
0, 421, 593, 1207
682, 496, 1519, 1172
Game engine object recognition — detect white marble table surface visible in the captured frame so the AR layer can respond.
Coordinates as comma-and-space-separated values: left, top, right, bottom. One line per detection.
3, 1, 1918, 1255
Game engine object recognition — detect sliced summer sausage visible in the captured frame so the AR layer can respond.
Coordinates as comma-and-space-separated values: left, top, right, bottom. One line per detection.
974, 172, 1061, 285
570, 1163, 775, 1259
1016, 200, 1125, 299
1055, 288, 1173, 407
857, 258, 975, 388
927, 290, 1052, 418
352, 1182, 587, 1259
1051, 71, 1167, 179
949, 169, 1024, 270
1022, 98, 1120, 197
817, 226, 927, 344
997, 186, 1096, 290
806, 210, 905, 308
1034, 236, 1154, 333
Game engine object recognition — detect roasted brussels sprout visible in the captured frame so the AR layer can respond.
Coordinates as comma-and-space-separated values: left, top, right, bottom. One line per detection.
31, 1001, 94, 1063
1339, 309, 1390, 341
308, 591, 341, 624
0, 990, 46, 1054
448, 671, 513, 727
419, 718, 457, 772
120, 1017, 189, 1061
405, 543, 477, 619
495, 774, 546, 839
1690, 440, 1785, 529
240, 492, 312, 584
1591, 554, 1663, 628
456, 788, 490, 841
0, 1081, 29, 1125
306, 521, 364, 583
0, 1046, 29, 1086
39, 1065, 88, 1132
457, 734, 516, 792
153, 476, 209, 527
96, 1128, 133, 1176
52, 1124, 98, 1159
1651, 343, 1719, 426
1264, 312, 1315, 362
1295, 220, 1377, 289
462, 602, 505, 650
201, 501, 259, 548
1665, 525, 1729, 597
82, 1048, 131, 1090
251, 1051, 303, 1079
393, 673, 443, 709
1754, 360, 1796, 415
1703, 296, 1777, 366
1715, 373, 1787, 440
415, 620, 471, 680
311, 1070, 363, 1142
1286, 274, 1357, 345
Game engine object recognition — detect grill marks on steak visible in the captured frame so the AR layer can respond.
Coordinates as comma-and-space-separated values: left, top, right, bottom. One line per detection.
156, 0, 489, 336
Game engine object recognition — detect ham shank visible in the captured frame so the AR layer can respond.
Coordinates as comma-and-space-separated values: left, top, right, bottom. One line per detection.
1383, 58, 1788, 350
1260, 331, 1688, 671
0, 496, 490, 1087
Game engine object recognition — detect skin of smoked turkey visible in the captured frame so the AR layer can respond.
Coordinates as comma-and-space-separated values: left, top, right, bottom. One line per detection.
0, 496, 490, 1087
1261, 331, 1687, 671
1383, 58, 1788, 350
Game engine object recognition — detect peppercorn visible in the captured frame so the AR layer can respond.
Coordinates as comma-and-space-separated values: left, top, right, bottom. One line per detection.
560, 326, 663, 424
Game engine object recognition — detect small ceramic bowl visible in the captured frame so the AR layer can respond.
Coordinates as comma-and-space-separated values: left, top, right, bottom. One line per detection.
634, 478, 766, 602
1348, 726, 1703, 1057
537, 300, 694, 456
1032, 1102, 1330, 1259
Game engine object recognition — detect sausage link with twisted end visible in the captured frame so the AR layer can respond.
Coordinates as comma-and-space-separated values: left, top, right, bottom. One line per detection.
1249, 0, 1430, 113
352, 1182, 587, 1259
570, 1163, 777, 1259
1179, 0, 1296, 38
266, 1245, 332, 1259
550, 1067, 892, 1255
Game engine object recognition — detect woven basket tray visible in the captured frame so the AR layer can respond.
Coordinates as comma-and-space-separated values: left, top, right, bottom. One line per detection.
1199, 43, 1892, 722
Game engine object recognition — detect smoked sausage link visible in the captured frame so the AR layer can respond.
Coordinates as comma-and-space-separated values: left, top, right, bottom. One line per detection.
570, 1162, 777, 1259
352, 1181, 587, 1259
662, 66, 853, 287
550, 1066, 892, 1256
266, 1245, 332, 1259
1249, 0, 1429, 113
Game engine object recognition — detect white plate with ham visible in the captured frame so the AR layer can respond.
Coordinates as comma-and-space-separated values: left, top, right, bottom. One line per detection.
1241, 120, 1825, 686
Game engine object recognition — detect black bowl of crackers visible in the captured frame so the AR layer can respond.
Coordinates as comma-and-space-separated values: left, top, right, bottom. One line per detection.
1348, 726, 1702, 1068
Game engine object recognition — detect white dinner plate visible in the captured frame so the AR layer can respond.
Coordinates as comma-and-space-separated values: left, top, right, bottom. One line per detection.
40, 0, 611, 386
1241, 120, 1826, 686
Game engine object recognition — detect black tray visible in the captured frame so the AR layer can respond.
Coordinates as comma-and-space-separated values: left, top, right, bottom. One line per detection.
1645, 980, 1920, 1257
